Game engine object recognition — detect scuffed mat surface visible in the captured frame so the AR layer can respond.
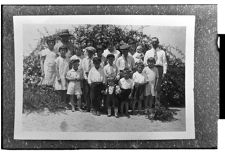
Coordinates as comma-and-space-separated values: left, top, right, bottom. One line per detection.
2, 5, 219, 149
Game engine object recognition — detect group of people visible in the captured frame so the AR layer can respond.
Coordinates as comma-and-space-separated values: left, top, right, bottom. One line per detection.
40, 29, 167, 119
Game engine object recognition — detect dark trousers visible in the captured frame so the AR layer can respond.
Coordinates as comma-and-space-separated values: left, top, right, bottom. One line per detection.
155, 65, 163, 94
83, 79, 91, 110
90, 82, 104, 112
106, 94, 118, 108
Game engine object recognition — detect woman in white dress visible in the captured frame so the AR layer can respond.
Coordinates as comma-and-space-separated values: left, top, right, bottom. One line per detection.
40, 36, 57, 87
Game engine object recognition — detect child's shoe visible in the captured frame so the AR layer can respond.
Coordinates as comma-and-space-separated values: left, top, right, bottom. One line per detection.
115, 113, 119, 118
96, 111, 101, 116
69, 102, 75, 112
78, 108, 83, 112
125, 113, 130, 118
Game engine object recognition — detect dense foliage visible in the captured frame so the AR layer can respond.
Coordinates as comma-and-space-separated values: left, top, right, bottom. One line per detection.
23, 25, 185, 119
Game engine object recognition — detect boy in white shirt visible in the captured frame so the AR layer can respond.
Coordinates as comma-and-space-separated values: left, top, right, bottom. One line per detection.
88, 57, 106, 116
132, 62, 147, 115
66, 59, 83, 112
104, 54, 120, 118
118, 68, 133, 118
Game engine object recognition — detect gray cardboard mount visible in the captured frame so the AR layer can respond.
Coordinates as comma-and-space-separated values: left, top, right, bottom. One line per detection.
2, 5, 219, 149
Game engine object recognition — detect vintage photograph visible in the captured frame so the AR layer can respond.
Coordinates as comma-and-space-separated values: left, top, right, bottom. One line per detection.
14, 15, 195, 140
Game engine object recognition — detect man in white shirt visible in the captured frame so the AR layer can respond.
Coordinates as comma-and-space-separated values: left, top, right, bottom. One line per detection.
116, 44, 135, 73
102, 42, 120, 63
144, 37, 167, 103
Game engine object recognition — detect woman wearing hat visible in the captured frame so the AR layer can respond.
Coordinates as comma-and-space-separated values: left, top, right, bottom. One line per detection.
54, 29, 74, 57
39, 36, 57, 86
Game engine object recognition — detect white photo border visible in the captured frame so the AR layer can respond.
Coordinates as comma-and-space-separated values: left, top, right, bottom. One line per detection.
14, 15, 195, 140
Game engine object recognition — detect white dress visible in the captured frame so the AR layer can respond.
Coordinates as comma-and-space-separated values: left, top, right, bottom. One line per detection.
54, 57, 70, 90
143, 67, 159, 96
40, 48, 57, 86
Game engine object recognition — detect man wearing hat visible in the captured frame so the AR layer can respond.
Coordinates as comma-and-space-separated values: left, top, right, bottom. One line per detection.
116, 44, 135, 72
81, 46, 96, 112
144, 37, 167, 104
95, 44, 107, 67
54, 29, 74, 57
88, 57, 106, 116
39, 36, 57, 86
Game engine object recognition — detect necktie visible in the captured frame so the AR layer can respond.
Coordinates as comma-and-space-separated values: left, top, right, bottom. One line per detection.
110, 66, 114, 77
88, 58, 92, 71
154, 50, 158, 62
124, 57, 128, 68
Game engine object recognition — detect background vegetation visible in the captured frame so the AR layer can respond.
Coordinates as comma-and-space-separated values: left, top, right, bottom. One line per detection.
23, 24, 185, 115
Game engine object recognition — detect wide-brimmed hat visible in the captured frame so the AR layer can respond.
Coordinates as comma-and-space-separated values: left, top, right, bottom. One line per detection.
85, 46, 96, 53
58, 29, 74, 37
119, 44, 130, 50
46, 36, 56, 43
151, 37, 159, 43
70, 59, 80, 65
136, 45, 143, 51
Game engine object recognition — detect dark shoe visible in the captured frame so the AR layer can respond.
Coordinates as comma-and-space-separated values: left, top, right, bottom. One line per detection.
92, 111, 97, 115
107, 114, 111, 117
125, 113, 130, 118
96, 111, 101, 116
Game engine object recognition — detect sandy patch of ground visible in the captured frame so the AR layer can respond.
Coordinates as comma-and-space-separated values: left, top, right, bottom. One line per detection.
22, 108, 185, 132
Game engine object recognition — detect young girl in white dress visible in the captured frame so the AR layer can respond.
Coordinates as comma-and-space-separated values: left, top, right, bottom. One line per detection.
55, 45, 70, 105
143, 57, 159, 119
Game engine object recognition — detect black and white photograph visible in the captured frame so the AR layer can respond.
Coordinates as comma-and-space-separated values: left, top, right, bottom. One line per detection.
14, 15, 195, 140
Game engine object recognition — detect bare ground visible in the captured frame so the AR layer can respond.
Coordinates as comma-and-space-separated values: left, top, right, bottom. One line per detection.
22, 107, 185, 132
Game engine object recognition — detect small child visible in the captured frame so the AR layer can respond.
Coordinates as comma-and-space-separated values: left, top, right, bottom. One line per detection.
143, 57, 159, 119
118, 68, 133, 118
88, 57, 106, 116
70, 48, 85, 70
104, 54, 120, 118
66, 59, 83, 112
55, 45, 70, 107
82, 46, 95, 112
132, 62, 147, 115
133, 46, 144, 64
